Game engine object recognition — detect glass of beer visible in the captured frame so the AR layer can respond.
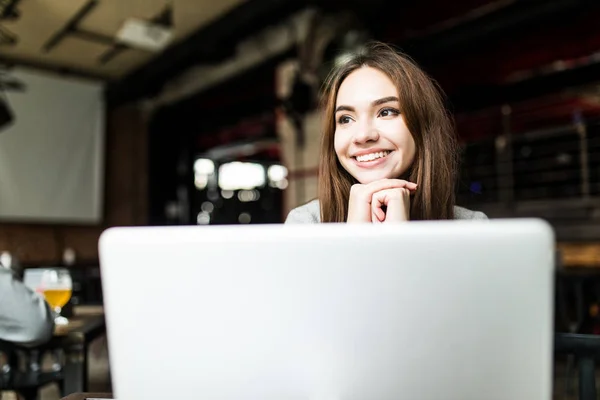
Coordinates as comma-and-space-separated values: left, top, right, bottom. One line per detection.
40, 268, 73, 326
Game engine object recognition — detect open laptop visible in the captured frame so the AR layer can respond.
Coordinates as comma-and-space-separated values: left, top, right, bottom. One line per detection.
98, 218, 555, 400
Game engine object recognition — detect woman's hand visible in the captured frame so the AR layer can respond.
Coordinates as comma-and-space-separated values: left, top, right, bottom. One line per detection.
371, 188, 411, 223
347, 179, 417, 223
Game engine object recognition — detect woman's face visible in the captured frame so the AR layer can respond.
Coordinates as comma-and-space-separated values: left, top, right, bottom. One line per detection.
333, 67, 416, 184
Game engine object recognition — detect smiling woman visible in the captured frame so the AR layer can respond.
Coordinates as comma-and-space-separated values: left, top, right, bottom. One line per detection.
333, 71, 416, 188
285, 41, 487, 224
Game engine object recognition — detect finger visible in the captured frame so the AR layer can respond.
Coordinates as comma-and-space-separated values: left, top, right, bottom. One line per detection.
371, 208, 384, 223
372, 188, 408, 202
382, 188, 410, 223
347, 184, 374, 223
365, 179, 417, 199
379, 179, 417, 189
370, 194, 386, 222
372, 203, 385, 222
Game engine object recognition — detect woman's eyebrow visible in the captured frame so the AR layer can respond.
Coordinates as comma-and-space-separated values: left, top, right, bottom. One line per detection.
335, 96, 399, 113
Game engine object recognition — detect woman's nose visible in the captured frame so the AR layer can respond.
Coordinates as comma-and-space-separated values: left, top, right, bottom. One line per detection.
353, 122, 380, 144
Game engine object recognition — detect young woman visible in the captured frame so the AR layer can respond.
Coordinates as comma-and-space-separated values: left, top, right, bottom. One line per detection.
286, 41, 486, 223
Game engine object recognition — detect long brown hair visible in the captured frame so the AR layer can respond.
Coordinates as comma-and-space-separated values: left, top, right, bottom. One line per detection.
318, 41, 458, 222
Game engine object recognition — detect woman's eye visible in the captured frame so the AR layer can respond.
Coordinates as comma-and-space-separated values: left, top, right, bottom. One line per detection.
337, 115, 352, 124
379, 108, 400, 117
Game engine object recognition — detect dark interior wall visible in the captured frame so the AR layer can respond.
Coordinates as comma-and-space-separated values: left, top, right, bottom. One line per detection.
147, 52, 286, 225
0, 104, 148, 265
147, 107, 186, 226
388, 1, 600, 112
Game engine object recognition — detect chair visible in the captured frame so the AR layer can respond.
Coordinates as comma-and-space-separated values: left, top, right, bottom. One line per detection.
555, 333, 600, 400
0, 339, 64, 400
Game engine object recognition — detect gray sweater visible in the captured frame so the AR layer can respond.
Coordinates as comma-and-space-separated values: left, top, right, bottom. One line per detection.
0, 266, 54, 346
285, 199, 487, 223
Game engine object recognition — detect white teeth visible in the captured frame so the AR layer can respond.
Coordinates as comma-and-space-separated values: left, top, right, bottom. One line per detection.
355, 151, 390, 163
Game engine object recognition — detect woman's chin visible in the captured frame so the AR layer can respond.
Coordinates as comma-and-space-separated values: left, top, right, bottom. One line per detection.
354, 172, 398, 184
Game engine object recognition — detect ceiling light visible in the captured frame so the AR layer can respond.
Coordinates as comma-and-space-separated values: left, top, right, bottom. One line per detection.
116, 18, 174, 52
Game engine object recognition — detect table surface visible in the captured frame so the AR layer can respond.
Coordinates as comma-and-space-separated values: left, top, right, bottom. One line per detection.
53, 305, 105, 338
60, 393, 113, 400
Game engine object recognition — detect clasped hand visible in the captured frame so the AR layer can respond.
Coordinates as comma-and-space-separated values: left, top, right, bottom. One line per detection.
347, 179, 417, 223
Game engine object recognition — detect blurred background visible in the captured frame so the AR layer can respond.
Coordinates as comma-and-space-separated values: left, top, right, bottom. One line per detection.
1, 0, 600, 399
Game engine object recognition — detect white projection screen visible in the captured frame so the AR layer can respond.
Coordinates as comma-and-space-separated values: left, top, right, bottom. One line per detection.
0, 67, 105, 224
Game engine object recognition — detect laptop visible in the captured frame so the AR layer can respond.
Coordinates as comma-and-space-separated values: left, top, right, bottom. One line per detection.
98, 218, 555, 400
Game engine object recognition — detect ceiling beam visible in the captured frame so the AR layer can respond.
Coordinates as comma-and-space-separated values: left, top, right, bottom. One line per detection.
0, 54, 107, 82
42, 0, 99, 53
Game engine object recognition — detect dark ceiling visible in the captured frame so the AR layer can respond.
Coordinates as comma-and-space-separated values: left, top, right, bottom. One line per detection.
107, 0, 600, 113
